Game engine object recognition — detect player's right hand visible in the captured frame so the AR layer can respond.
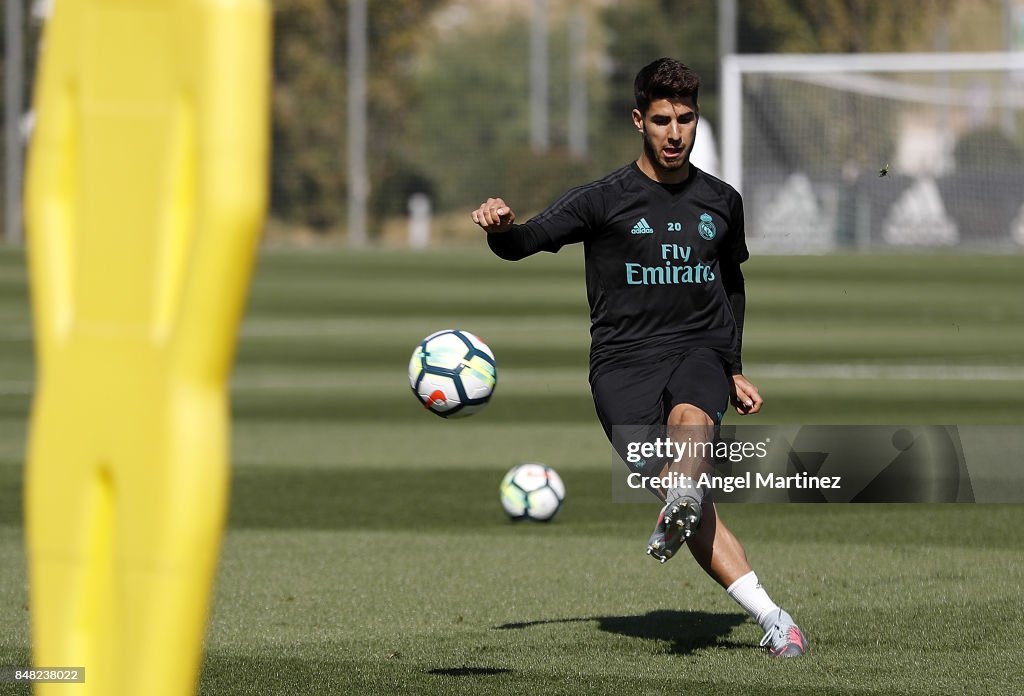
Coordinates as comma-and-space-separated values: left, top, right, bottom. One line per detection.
471, 198, 516, 233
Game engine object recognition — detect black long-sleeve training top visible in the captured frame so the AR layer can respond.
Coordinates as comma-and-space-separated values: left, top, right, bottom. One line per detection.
487, 162, 749, 378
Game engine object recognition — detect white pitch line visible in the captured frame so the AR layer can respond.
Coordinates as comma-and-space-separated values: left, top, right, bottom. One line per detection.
234, 363, 1024, 389
237, 317, 581, 338
1, 364, 1022, 397
749, 363, 1024, 382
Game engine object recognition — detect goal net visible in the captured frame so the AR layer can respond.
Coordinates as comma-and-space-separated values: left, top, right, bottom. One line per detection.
721, 52, 1024, 252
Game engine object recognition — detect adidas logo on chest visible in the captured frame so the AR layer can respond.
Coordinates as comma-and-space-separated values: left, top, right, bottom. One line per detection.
631, 217, 654, 235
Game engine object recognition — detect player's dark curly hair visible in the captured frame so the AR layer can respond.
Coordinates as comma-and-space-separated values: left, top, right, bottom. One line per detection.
633, 58, 701, 115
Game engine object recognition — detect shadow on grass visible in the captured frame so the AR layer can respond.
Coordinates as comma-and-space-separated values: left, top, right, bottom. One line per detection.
496, 610, 747, 655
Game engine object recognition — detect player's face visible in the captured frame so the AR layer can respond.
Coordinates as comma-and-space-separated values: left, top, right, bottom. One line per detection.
633, 98, 698, 179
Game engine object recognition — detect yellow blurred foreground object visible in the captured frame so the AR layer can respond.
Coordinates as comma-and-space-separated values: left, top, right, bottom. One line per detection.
23, 1, 270, 694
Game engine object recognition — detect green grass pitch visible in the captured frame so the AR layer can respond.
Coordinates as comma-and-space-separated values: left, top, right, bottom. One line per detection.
0, 247, 1022, 695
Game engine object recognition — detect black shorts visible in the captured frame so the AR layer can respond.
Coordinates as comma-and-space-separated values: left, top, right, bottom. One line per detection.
590, 346, 730, 472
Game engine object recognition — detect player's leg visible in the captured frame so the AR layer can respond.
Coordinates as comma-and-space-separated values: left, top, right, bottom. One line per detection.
685, 501, 806, 656
592, 361, 696, 563
659, 349, 809, 656
644, 348, 729, 561
590, 359, 677, 478
645, 402, 713, 561
683, 496, 750, 585
592, 358, 707, 564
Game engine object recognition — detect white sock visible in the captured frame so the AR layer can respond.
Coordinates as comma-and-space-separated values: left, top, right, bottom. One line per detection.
726, 571, 780, 631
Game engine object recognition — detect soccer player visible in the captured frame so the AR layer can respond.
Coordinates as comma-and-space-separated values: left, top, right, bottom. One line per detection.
471, 58, 807, 657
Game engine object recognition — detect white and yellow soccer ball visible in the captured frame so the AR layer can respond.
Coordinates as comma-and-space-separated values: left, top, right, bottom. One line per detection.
409, 329, 497, 418
500, 463, 566, 522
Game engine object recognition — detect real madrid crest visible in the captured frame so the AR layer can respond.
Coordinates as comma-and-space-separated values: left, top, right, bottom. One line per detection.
698, 212, 717, 240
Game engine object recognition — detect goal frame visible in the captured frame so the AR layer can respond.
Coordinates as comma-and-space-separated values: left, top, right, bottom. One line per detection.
721, 51, 1024, 197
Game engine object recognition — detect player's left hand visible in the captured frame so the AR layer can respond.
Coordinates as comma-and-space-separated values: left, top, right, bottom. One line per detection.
730, 374, 763, 415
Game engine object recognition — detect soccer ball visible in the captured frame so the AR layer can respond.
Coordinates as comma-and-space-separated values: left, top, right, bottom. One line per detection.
500, 463, 566, 522
409, 329, 497, 418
